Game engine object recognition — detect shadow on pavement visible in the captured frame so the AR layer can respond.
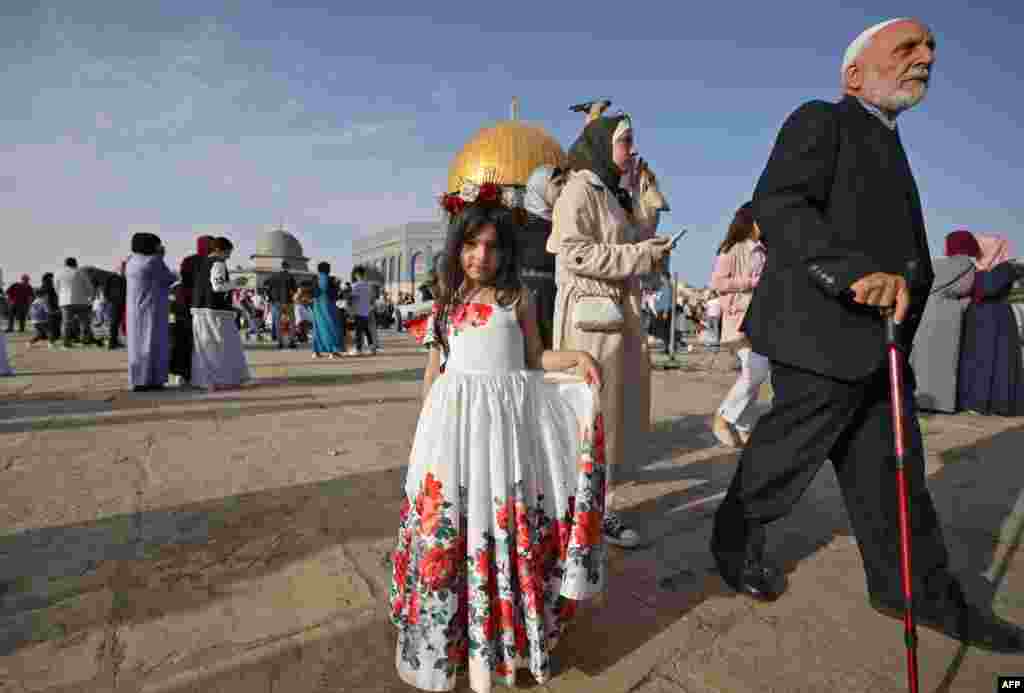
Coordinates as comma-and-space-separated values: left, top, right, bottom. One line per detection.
0, 368, 426, 431
9, 368, 129, 378
0, 466, 409, 657
0, 395, 421, 435
930, 423, 1024, 692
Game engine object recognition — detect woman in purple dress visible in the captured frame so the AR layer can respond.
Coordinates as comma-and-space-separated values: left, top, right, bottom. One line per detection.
126, 233, 177, 392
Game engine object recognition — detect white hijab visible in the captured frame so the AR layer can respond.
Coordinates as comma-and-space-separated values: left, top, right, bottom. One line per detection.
524, 164, 556, 221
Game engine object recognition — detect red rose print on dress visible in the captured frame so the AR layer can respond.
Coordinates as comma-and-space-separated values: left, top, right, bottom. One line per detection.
495, 497, 512, 531
415, 473, 444, 537
420, 545, 457, 590
450, 302, 494, 335
573, 510, 602, 547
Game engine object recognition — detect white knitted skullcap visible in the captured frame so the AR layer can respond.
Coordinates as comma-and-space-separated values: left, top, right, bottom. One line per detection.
841, 18, 911, 74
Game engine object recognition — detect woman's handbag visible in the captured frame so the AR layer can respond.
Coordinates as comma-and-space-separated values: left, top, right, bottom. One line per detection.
572, 295, 625, 332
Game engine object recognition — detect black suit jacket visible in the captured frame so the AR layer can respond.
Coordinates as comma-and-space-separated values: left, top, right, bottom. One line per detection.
266, 271, 297, 304
746, 96, 934, 382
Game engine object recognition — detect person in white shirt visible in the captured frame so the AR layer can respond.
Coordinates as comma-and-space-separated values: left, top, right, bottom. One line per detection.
191, 237, 251, 390
55, 257, 100, 348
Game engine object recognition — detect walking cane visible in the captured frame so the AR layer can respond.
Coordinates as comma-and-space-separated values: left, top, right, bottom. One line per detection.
885, 310, 920, 693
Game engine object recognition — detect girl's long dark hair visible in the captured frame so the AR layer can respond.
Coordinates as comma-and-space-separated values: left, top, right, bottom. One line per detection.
718, 202, 757, 255
432, 204, 523, 358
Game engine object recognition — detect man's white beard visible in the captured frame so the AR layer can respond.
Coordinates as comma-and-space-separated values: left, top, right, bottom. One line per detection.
863, 68, 928, 115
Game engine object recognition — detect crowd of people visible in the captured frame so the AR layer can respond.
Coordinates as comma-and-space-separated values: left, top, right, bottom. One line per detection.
1, 259, 126, 354
0, 230, 434, 383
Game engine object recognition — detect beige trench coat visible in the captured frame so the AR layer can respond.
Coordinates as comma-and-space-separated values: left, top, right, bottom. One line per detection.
547, 170, 659, 480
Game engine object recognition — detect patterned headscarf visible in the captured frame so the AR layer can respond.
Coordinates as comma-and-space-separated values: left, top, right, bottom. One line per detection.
973, 233, 1011, 272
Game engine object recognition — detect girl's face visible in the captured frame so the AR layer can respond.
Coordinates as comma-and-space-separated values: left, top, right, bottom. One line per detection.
461, 223, 499, 285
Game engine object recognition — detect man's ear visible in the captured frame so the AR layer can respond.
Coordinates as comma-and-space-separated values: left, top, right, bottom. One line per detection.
844, 63, 863, 90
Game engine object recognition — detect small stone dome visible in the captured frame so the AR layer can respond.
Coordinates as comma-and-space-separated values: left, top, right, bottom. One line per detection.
250, 227, 310, 272
254, 228, 306, 260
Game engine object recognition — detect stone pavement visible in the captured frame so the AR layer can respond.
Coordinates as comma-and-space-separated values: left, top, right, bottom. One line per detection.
0, 330, 1021, 692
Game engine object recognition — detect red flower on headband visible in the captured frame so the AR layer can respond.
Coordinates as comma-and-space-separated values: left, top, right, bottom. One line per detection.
440, 193, 465, 216
477, 183, 499, 202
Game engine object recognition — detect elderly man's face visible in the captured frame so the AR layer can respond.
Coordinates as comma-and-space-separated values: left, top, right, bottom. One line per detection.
851, 20, 936, 114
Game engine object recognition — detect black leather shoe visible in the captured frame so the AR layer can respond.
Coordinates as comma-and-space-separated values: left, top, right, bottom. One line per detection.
712, 550, 787, 602
871, 596, 1024, 653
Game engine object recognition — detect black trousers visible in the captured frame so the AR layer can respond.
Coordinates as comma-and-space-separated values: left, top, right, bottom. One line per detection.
169, 307, 193, 380
6, 305, 27, 332
108, 301, 124, 345
47, 311, 61, 343
712, 359, 956, 608
353, 315, 373, 351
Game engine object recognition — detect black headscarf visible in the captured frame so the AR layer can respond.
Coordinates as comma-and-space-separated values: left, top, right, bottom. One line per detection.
567, 114, 633, 214
131, 232, 162, 255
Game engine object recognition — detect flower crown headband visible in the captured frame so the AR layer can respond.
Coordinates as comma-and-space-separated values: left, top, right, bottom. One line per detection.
439, 167, 527, 219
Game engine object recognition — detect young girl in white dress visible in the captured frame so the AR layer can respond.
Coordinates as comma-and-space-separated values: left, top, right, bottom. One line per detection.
391, 202, 609, 692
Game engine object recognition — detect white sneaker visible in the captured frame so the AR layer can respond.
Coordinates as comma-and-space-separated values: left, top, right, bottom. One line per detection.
602, 512, 641, 548
347, 349, 359, 356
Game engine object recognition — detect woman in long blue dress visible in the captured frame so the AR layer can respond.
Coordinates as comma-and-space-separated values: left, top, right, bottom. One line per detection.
312, 262, 344, 358
126, 232, 177, 391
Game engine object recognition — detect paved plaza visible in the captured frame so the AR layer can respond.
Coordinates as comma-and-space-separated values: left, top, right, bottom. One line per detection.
0, 330, 1021, 692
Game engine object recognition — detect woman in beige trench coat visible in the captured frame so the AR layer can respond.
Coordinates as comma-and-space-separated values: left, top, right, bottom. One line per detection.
547, 114, 672, 547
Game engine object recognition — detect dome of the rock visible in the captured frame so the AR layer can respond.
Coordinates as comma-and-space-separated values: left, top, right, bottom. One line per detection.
254, 228, 306, 261
447, 120, 566, 193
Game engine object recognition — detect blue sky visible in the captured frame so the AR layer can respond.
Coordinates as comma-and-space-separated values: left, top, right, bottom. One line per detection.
2, 1, 1021, 288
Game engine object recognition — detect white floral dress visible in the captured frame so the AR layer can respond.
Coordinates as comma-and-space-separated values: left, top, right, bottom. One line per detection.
391, 301, 607, 692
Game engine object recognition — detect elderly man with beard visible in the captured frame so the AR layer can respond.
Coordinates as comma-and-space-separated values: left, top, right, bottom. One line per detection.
709, 18, 1023, 651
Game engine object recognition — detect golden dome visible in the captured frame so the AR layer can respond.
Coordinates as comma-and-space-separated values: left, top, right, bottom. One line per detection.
447, 120, 567, 193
